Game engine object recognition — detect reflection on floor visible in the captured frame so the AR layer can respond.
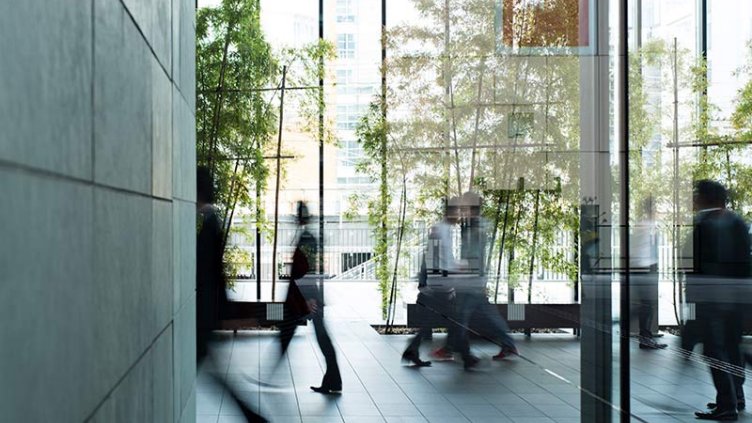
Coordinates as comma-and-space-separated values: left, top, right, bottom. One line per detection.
197, 305, 752, 422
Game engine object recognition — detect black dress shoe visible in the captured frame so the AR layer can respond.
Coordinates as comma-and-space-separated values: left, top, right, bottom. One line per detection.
310, 385, 342, 394
240, 404, 269, 423
707, 402, 745, 411
639, 341, 667, 349
463, 355, 480, 370
402, 351, 432, 367
695, 408, 738, 420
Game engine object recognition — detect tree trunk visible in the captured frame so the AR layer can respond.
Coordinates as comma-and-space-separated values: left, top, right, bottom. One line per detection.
507, 190, 524, 303
221, 160, 241, 251
378, 0, 390, 320
493, 191, 512, 303
271, 66, 287, 302
449, 83, 463, 195
256, 149, 262, 301
572, 207, 580, 304
443, 0, 452, 197
386, 177, 408, 332
485, 190, 503, 273
526, 190, 541, 304
725, 149, 735, 209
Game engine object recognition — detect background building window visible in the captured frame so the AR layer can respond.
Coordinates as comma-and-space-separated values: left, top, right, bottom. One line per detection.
336, 0, 355, 23
336, 104, 364, 130
337, 33, 356, 59
338, 139, 364, 167
336, 69, 353, 94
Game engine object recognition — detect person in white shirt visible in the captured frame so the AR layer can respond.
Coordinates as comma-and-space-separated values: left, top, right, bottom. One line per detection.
403, 197, 462, 366
451, 192, 516, 369
629, 196, 667, 349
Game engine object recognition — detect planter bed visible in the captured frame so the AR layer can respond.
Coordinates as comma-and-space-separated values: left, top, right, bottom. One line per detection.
406, 303, 581, 332
220, 301, 306, 333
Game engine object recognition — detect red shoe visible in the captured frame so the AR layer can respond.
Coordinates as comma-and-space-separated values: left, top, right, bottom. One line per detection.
430, 347, 454, 361
493, 346, 518, 361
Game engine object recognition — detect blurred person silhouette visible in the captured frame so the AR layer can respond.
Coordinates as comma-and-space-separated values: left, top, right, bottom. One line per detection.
402, 198, 462, 366
687, 180, 751, 421
451, 191, 517, 370
630, 196, 667, 349
276, 201, 342, 394
196, 166, 267, 422
399, 258, 436, 367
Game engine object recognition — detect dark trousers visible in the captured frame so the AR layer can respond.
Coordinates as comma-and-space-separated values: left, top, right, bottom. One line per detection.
699, 304, 745, 410
631, 269, 658, 340
197, 326, 267, 422
405, 290, 456, 355
454, 291, 515, 362
279, 310, 342, 389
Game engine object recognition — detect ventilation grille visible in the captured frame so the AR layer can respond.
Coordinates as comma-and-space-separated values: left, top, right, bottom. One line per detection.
266, 303, 284, 321
508, 304, 525, 321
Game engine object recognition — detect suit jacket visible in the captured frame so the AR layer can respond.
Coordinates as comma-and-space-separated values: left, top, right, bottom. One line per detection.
196, 204, 229, 331
686, 208, 751, 306
294, 229, 323, 304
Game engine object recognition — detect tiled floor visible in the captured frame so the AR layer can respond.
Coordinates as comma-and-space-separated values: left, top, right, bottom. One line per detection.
197, 294, 752, 422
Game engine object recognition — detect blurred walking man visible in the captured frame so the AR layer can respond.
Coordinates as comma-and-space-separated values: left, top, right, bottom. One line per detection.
196, 167, 267, 422
690, 180, 751, 421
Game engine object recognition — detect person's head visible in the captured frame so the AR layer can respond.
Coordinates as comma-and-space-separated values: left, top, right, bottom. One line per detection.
459, 191, 482, 218
197, 166, 215, 205
444, 196, 461, 224
693, 179, 727, 211
296, 201, 311, 225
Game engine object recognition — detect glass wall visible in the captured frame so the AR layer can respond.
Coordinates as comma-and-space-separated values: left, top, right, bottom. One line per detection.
199, 0, 752, 421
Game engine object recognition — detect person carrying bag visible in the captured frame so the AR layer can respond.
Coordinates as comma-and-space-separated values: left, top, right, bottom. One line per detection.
276, 202, 342, 394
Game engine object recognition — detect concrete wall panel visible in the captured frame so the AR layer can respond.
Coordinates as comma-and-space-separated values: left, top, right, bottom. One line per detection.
173, 296, 197, 422
122, 0, 172, 72
153, 60, 174, 199
93, 188, 155, 391
0, 0, 195, 420
153, 326, 175, 423
173, 199, 196, 313
0, 1, 92, 179
173, 89, 196, 202
0, 170, 95, 422
89, 349, 154, 423
153, 199, 174, 331
94, 0, 153, 194
173, 0, 196, 111
179, 389, 197, 423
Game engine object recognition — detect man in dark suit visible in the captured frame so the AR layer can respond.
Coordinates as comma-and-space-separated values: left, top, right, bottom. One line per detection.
196, 167, 267, 422
278, 202, 342, 394
690, 180, 751, 421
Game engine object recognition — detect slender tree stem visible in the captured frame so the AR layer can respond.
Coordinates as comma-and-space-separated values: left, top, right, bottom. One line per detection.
527, 190, 541, 304
271, 66, 287, 301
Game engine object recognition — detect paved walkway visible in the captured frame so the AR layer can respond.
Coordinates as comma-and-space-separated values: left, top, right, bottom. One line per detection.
198, 291, 752, 422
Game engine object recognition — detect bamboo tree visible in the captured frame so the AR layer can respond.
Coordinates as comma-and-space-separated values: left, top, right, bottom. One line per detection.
526, 189, 541, 304
493, 191, 511, 303
270, 66, 287, 300
196, 0, 276, 279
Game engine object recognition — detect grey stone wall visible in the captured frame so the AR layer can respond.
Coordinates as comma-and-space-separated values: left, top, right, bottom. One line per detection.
0, 0, 196, 422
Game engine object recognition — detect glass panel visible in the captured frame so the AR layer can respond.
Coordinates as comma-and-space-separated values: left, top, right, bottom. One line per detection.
197, 0, 752, 421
